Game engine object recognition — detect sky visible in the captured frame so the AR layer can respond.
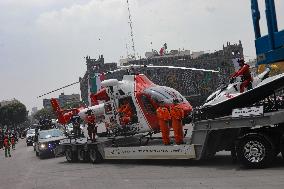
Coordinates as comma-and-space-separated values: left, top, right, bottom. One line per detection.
0, 0, 283, 113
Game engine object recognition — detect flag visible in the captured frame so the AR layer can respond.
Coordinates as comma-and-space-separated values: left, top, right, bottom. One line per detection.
88, 73, 105, 105
89, 73, 105, 94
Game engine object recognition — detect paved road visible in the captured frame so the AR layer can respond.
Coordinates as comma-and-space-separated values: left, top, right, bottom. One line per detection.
1, 139, 284, 189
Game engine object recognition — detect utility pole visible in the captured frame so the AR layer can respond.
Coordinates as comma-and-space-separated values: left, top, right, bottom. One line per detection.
126, 0, 136, 60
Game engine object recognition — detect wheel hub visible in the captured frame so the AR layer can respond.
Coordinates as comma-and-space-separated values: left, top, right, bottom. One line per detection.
244, 141, 265, 163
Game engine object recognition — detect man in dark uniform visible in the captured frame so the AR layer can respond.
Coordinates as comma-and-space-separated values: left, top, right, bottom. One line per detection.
71, 116, 81, 138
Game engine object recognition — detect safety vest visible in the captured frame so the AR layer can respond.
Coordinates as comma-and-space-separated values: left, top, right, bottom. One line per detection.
231, 64, 252, 81
170, 106, 185, 120
87, 115, 96, 124
4, 138, 10, 148
156, 107, 171, 121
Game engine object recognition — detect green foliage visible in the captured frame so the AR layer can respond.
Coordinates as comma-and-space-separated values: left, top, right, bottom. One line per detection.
0, 102, 28, 126
62, 101, 83, 109
33, 108, 56, 121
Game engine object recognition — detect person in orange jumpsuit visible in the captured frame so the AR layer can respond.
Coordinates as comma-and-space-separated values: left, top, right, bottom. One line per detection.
86, 112, 97, 141
118, 100, 133, 125
231, 58, 253, 93
3, 135, 11, 157
170, 99, 185, 145
156, 101, 171, 145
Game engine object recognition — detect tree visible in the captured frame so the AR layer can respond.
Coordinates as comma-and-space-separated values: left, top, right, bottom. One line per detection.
0, 102, 28, 127
33, 108, 56, 121
62, 101, 84, 109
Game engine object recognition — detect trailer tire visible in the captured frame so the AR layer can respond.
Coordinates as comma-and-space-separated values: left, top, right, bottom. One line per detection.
65, 148, 77, 163
236, 134, 274, 169
89, 148, 103, 164
280, 136, 284, 160
78, 149, 89, 162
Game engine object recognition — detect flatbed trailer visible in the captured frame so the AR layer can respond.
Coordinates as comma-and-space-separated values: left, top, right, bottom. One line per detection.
55, 107, 284, 168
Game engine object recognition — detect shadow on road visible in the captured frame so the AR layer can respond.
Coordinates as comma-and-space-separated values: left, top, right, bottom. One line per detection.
56, 154, 284, 170
106, 155, 284, 170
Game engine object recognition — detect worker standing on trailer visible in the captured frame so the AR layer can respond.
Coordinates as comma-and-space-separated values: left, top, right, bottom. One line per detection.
231, 58, 253, 93
170, 99, 185, 145
156, 101, 171, 145
86, 111, 97, 141
71, 116, 81, 138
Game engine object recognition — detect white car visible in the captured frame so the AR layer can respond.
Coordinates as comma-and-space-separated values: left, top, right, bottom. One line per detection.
34, 129, 65, 158
26, 129, 35, 146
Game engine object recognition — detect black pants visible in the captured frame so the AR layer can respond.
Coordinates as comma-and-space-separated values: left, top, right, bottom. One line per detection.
73, 126, 81, 138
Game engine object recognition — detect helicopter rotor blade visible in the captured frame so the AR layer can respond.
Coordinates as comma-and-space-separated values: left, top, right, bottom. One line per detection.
37, 81, 79, 98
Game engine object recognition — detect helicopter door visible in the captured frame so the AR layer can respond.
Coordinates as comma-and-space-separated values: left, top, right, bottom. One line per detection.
117, 96, 138, 126
138, 94, 158, 130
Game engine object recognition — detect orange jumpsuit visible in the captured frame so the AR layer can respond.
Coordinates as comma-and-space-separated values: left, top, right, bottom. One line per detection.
156, 106, 171, 145
118, 103, 133, 125
86, 115, 96, 140
170, 105, 185, 145
4, 137, 11, 157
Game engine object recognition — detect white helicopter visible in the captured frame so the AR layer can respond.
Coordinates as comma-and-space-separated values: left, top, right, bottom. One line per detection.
46, 65, 219, 136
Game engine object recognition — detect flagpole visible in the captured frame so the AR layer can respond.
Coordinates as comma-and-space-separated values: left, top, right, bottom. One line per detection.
87, 74, 91, 106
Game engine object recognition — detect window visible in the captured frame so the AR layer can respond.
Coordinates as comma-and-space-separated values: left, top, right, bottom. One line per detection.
143, 86, 186, 104
141, 95, 156, 114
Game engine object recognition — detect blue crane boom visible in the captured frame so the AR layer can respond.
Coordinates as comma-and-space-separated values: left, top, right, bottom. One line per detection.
251, 0, 284, 65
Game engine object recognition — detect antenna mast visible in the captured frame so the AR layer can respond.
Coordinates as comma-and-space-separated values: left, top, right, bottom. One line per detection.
126, 0, 136, 60
126, 43, 130, 59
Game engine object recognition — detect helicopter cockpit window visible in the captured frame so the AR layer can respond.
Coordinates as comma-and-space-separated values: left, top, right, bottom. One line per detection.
140, 94, 156, 114
143, 86, 186, 104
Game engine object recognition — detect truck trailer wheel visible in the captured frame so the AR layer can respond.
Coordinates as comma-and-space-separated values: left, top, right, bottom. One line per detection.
236, 134, 275, 169
89, 148, 103, 164
280, 136, 284, 160
78, 149, 89, 162
65, 148, 77, 163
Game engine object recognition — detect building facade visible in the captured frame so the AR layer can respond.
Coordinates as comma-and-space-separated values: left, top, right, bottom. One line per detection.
43, 93, 81, 109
